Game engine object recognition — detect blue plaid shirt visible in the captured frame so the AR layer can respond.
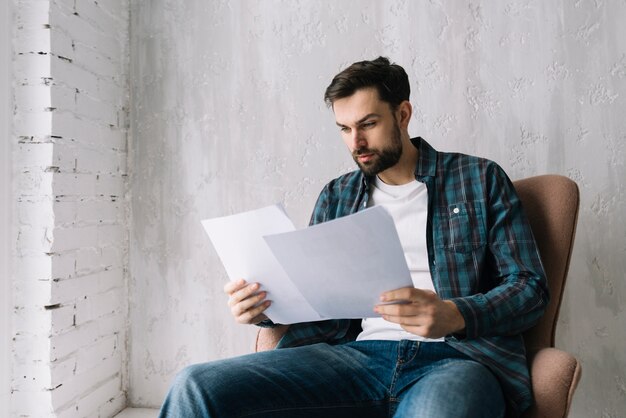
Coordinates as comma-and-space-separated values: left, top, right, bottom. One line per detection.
265, 137, 548, 417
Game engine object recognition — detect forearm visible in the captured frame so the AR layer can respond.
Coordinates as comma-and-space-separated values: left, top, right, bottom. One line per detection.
449, 272, 548, 339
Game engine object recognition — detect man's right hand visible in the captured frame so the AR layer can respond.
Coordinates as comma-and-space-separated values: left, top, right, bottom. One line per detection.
223, 279, 271, 325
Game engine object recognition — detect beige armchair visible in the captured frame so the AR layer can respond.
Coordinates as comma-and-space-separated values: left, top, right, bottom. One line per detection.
256, 174, 582, 417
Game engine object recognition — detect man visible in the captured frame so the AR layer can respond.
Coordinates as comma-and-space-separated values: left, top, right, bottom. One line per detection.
160, 57, 549, 418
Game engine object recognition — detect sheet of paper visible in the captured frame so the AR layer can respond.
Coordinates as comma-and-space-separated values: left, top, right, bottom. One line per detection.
201, 205, 322, 324
263, 205, 413, 319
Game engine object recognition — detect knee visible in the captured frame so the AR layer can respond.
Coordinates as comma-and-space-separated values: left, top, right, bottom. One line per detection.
173, 364, 204, 388
169, 363, 219, 398
455, 361, 500, 390
448, 362, 504, 416
160, 364, 217, 417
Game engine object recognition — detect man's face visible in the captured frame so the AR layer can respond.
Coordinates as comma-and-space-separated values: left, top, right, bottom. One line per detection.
332, 88, 403, 176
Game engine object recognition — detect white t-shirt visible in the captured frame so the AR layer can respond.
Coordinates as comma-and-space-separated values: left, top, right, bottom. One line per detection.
356, 176, 444, 342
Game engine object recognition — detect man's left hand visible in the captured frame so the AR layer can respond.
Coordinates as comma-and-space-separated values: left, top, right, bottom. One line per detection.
374, 287, 466, 339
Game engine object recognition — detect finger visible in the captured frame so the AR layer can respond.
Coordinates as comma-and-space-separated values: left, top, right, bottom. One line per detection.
228, 282, 261, 306
375, 302, 419, 317
236, 300, 271, 324
232, 291, 267, 316
380, 287, 435, 303
224, 278, 246, 295
379, 286, 416, 303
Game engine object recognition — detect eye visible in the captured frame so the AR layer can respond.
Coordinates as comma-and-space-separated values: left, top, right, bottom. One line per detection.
340, 126, 350, 133
361, 121, 376, 129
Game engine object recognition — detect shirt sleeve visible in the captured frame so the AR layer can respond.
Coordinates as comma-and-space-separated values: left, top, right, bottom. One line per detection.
449, 163, 550, 339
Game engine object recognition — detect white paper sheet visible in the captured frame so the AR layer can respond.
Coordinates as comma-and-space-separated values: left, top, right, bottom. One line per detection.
201, 205, 321, 324
202, 204, 413, 324
263, 206, 413, 319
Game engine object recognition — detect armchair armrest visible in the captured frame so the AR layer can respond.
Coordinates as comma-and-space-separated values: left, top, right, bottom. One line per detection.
522, 347, 582, 418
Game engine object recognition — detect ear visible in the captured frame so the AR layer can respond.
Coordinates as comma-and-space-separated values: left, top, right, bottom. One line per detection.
396, 100, 412, 130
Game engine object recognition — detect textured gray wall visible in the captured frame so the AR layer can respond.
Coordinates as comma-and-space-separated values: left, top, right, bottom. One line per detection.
129, 1, 626, 416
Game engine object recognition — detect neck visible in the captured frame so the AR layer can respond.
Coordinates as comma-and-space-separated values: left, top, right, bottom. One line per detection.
377, 134, 418, 185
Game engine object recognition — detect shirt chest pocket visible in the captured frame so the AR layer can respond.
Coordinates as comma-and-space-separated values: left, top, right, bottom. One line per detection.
434, 202, 487, 253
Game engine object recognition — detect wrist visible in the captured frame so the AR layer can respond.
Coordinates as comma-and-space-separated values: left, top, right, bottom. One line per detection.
444, 300, 466, 334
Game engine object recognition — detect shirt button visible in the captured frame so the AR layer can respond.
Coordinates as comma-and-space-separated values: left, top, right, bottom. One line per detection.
453, 207, 460, 214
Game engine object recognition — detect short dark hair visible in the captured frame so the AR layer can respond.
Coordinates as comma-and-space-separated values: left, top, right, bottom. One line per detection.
324, 57, 410, 110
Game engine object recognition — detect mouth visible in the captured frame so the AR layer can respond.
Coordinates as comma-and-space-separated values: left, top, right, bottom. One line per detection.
354, 149, 376, 163
357, 153, 374, 163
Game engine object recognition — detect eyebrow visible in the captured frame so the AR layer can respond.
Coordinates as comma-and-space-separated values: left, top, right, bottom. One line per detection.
335, 113, 381, 128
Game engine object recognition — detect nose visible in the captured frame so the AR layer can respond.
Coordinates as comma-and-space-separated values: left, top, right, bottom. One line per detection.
350, 129, 367, 150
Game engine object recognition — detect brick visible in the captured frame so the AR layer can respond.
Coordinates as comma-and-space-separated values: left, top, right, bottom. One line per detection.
51, 142, 79, 173
74, 43, 120, 79
13, 281, 53, 310
15, 0, 50, 27
15, 253, 52, 280
51, 84, 77, 112
15, 84, 52, 111
13, 333, 52, 363
50, 353, 121, 410
16, 143, 55, 168
75, 335, 117, 374
53, 172, 96, 196
11, 361, 53, 391
17, 225, 54, 254
74, 247, 100, 275
95, 174, 125, 196
76, 374, 122, 417
53, 273, 99, 304
51, 251, 77, 280
92, 0, 127, 22
97, 311, 125, 338
51, 303, 76, 333
15, 28, 51, 54
51, 356, 78, 388
75, 287, 123, 325
14, 109, 53, 138
50, 321, 100, 360
14, 54, 52, 82
51, 225, 99, 252
10, 390, 54, 416
52, 270, 123, 304
18, 170, 53, 196
53, 199, 77, 226
75, 92, 118, 126
74, 246, 123, 275
76, 199, 122, 224
18, 196, 55, 227
98, 224, 125, 247
96, 392, 125, 418
51, 57, 100, 97
51, 26, 75, 61
97, 76, 126, 106
55, 403, 79, 418
50, 6, 122, 61
13, 305, 52, 334
74, 0, 122, 43
52, 112, 126, 148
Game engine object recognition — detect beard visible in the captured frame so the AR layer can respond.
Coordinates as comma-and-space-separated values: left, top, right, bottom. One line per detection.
352, 121, 403, 176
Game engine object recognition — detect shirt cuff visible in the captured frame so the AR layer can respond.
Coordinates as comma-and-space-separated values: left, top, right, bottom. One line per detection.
255, 319, 279, 328
448, 294, 492, 339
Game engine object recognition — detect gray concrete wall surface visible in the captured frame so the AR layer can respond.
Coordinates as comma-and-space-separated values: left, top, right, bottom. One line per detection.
128, 1, 626, 416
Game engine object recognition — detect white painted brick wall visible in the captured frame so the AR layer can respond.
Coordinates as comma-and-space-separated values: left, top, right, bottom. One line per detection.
13, 0, 129, 416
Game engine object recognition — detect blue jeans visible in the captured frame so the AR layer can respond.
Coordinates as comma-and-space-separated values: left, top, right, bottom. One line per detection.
159, 340, 505, 418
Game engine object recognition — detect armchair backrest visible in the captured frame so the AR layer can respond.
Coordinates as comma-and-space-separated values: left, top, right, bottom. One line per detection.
513, 175, 580, 351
